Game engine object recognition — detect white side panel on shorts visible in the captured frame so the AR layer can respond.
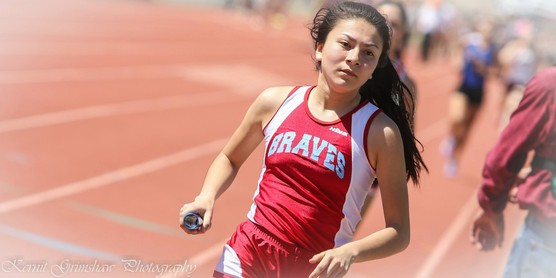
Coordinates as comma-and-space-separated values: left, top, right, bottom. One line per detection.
214, 244, 242, 278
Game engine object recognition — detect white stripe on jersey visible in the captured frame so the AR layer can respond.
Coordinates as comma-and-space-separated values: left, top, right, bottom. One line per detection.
247, 86, 308, 223
334, 102, 378, 247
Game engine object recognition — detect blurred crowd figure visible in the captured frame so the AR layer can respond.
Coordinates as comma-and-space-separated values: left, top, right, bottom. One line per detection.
360, 0, 418, 221
224, 0, 290, 30
496, 18, 538, 131
379, 1, 418, 107
437, 10, 546, 179
414, 0, 457, 62
441, 16, 497, 178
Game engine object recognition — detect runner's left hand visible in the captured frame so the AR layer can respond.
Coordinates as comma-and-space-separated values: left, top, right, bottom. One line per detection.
308, 246, 355, 278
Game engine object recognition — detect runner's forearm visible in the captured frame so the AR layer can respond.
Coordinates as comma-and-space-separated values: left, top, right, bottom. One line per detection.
195, 152, 240, 203
350, 225, 410, 262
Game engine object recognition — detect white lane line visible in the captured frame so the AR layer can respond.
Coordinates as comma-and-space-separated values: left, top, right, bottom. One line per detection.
0, 65, 186, 84
0, 138, 227, 214
0, 93, 236, 134
0, 42, 205, 56
180, 64, 292, 97
413, 191, 479, 278
411, 117, 480, 278
0, 64, 296, 133
0, 63, 293, 87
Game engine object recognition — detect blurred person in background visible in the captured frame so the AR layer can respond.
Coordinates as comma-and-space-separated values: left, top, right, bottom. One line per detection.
434, 0, 457, 60
360, 0, 418, 220
471, 66, 556, 278
496, 18, 538, 131
179, 2, 427, 277
415, 0, 442, 62
414, 0, 457, 63
377, 0, 417, 114
224, 0, 290, 30
441, 17, 497, 178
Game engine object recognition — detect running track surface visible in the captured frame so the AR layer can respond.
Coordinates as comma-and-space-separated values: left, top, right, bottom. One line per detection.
0, 1, 525, 277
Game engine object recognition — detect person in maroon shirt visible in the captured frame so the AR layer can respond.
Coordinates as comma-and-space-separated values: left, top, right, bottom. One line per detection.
471, 67, 556, 278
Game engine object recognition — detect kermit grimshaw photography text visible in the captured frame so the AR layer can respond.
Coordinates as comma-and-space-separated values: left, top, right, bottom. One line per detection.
1, 258, 197, 277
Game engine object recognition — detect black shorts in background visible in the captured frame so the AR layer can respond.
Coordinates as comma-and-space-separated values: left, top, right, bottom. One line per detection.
457, 84, 484, 105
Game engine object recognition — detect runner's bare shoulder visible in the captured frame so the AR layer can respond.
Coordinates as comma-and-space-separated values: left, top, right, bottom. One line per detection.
253, 86, 298, 120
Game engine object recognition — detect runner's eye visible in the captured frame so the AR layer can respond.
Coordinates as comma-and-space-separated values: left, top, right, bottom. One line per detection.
339, 41, 351, 49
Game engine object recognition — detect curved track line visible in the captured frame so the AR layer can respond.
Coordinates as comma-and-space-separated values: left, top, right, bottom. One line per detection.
413, 192, 478, 278
0, 93, 236, 133
0, 138, 227, 214
0, 224, 121, 261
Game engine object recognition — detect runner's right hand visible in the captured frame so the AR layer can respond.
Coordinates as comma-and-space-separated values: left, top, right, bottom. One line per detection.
179, 196, 214, 235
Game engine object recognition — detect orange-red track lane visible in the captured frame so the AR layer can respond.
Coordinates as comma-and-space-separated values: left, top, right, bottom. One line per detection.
0, 0, 524, 277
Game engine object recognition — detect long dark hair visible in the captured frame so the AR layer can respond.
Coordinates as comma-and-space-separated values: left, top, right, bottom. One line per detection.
310, 1, 428, 185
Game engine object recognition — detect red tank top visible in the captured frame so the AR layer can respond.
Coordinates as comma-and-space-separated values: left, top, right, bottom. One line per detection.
247, 86, 381, 252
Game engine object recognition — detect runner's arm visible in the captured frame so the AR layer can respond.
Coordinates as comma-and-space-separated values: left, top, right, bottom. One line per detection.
351, 113, 410, 261
179, 86, 293, 233
195, 86, 293, 202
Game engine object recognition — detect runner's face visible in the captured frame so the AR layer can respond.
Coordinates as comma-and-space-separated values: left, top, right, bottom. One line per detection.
316, 18, 383, 92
